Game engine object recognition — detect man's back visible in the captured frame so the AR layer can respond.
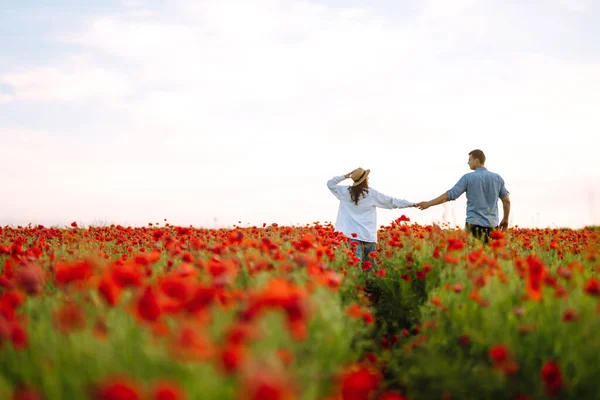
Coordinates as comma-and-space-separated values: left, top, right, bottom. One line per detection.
447, 168, 510, 227
415, 149, 512, 234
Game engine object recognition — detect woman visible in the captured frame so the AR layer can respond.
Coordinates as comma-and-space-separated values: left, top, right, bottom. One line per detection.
327, 168, 416, 269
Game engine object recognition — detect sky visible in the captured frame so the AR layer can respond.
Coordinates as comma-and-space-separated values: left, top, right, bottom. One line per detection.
0, 0, 599, 229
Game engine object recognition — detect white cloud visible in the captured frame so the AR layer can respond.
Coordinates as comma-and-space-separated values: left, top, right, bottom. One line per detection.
557, 0, 590, 11
1, 0, 599, 228
123, 0, 144, 8
0, 55, 131, 102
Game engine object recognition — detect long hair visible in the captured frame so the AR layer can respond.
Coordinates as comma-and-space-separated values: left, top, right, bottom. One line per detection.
348, 178, 369, 205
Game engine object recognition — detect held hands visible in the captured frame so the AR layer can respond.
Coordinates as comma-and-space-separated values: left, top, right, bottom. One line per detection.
344, 170, 355, 179
414, 201, 431, 210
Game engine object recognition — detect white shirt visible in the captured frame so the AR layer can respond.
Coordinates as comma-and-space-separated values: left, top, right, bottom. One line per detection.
327, 175, 414, 243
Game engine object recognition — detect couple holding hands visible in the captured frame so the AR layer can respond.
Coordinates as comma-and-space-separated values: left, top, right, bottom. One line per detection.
327, 149, 511, 267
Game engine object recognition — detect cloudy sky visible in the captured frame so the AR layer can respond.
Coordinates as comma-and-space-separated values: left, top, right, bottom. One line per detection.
1, 0, 598, 229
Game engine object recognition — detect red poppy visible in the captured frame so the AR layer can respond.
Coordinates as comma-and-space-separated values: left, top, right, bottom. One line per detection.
12, 385, 43, 400
526, 255, 547, 301
14, 264, 45, 296
362, 311, 375, 324
489, 230, 504, 240
185, 285, 216, 314
447, 239, 465, 251
584, 278, 600, 296
1, 290, 25, 312
346, 304, 363, 319
340, 365, 381, 400
489, 344, 510, 364
151, 380, 187, 400
98, 278, 121, 306
55, 261, 93, 286
541, 361, 563, 397
242, 370, 295, 400
277, 348, 294, 366
221, 344, 246, 374
159, 278, 193, 304
169, 326, 214, 362
562, 309, 578, 322
457, 335, 470, 348
136, 286, 161, 323
10, 323, 28, 350
379, 392, 408, 400
111, 264, 144, 288
556, 267, 572, 280
94, 377, 142, 400
53, 302, 86, 334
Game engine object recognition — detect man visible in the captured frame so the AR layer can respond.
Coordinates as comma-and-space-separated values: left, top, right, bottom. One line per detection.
415, 149, 511, 243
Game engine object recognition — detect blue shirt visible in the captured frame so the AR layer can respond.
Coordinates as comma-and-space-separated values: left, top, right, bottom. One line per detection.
447, 167, 510, 228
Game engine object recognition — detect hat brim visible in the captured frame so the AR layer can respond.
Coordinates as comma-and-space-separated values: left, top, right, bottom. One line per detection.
352, 169, 370, 186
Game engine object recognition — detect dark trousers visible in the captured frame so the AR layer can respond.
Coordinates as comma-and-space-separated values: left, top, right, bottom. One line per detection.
465, 222, 495, 244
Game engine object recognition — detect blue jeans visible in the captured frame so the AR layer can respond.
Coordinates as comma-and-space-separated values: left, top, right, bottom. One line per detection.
350, 239, 377, 269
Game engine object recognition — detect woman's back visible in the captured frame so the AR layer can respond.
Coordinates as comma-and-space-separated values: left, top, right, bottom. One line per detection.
327, 173, 414, 242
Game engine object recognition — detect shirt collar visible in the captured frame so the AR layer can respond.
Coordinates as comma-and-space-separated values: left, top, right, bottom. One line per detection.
475, 167, 488, 172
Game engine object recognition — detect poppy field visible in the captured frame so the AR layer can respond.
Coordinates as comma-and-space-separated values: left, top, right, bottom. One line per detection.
0, 219, 599, 399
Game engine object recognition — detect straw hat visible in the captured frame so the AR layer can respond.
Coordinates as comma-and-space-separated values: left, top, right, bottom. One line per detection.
350, 167, 370, 186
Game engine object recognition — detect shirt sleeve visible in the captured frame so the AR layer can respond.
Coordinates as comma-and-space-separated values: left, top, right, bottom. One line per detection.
371, 189, 414, 209
327, 175, 347, 200
447, 174, 468, 201
499, 177, 510, 198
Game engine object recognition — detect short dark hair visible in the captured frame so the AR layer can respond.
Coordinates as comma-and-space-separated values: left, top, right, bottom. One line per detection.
469, 149, 486, 164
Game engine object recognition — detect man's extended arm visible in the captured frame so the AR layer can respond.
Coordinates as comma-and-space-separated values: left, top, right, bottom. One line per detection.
416, 175, 467, 210
415, 192, 448, 210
